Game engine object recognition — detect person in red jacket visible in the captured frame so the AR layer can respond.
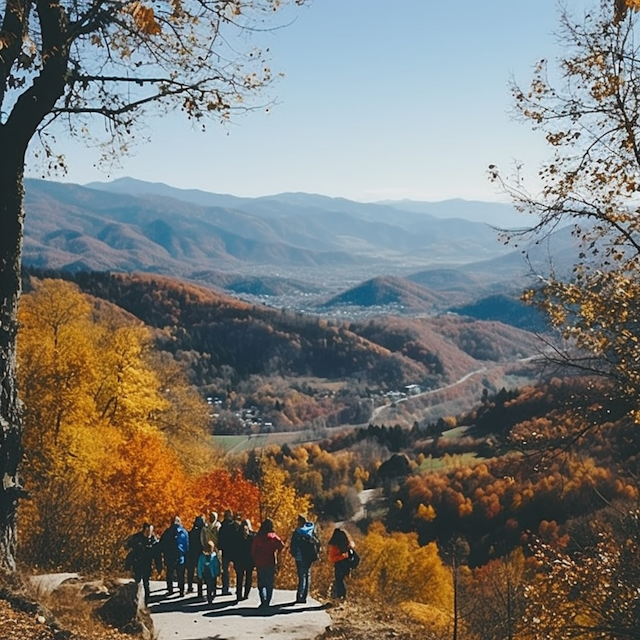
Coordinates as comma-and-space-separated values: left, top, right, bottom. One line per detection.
251, 518, 284, 609
328, 527, 354, 600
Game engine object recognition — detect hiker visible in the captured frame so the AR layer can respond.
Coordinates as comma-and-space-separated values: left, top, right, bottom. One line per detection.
200, 511, 221, 588
197, 540, 221, 604
186, 515, 205, 597
200, 511, 221, 549
126, 522, 162, 605
234, 518, 255, 601
289, 514, 320, 604
328, 527, 354, 600
160, 516, 190, 597
251, 518, 284, 609
217, 509, 240, 596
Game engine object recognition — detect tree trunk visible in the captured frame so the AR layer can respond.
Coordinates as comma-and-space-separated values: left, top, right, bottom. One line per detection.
0, 131, 27, 572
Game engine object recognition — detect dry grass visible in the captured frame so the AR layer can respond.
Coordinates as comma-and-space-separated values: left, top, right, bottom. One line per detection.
0, 573, 136, 640
314, 595, 438, 640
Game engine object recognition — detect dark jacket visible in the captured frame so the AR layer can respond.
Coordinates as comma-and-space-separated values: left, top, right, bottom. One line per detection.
290, 521, 318, 564
126, 531, 162, 575
217, 519, 242, 562
235, 530, 255, 570
187, 515, 205, 563
161, 522, 189, 566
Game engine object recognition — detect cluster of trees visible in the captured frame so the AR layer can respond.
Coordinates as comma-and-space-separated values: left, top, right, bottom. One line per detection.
388, 449, 635, 566
16, 278, 309, 572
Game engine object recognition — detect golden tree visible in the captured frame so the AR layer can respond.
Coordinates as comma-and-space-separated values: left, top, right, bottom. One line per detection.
520, 514, 640, 640
17, 279, 204, 570
352, 522, 453, 636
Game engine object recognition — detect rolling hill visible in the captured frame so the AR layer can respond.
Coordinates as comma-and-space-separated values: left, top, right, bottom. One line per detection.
38, 269, 543, 390
318, 275, 448, 313
23, 178, 581, 321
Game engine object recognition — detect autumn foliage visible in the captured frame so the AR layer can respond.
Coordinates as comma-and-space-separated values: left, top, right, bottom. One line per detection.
15, 279, 307, 572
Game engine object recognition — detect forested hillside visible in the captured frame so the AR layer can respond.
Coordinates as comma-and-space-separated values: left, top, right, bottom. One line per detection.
24, 269, 544, 431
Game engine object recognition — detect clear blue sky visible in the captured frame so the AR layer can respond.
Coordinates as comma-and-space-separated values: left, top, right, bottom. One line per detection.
32, 0, 564, 203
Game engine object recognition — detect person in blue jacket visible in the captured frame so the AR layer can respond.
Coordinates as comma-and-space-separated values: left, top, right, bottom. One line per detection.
289, 514, 319, 604
160, 516, 190, 597
197, 540, 221, 604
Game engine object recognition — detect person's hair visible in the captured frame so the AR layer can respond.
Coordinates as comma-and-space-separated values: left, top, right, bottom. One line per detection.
174, 516, 182, 526
297, 514, 307, 526
206, 540, 215, 552
142, 522, 151, 530
258, 518, 274, 535
210, 511, 218, 522
329, 528, 350, 553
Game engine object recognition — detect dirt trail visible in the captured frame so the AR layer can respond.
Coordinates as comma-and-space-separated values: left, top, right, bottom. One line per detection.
147, 580, 331, 640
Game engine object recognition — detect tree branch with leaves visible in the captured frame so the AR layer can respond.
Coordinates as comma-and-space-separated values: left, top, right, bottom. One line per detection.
0, 0, 305, 572
491, 0, 640, 423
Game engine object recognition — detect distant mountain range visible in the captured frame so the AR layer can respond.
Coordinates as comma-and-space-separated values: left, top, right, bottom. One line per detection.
22, 177, 579, 326
24, 178, 516, 273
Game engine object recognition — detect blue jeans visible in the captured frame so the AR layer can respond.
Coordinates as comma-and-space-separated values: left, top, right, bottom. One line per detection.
295, 561, 311, 601
256, 567, 276, 607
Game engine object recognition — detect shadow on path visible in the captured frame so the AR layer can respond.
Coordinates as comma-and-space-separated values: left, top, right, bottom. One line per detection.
147, 581, 332, 640
202, 601, 329, 618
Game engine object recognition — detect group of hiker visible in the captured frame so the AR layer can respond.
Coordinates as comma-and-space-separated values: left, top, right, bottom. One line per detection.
126, 510, 359, 609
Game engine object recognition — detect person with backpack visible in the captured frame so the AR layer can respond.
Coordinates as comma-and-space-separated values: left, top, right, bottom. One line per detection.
289, 514, 320, 604
160, 516, 190, 597
186, 515, 205, 598
197, 540, 221, 604
125, 522, 162, 605
328, 527, 355, 600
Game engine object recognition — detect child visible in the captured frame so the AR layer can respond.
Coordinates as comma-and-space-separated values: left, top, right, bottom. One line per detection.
197, 540, 221, 604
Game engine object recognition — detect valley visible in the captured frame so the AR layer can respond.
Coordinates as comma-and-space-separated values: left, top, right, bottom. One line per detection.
22, 177, 557, 435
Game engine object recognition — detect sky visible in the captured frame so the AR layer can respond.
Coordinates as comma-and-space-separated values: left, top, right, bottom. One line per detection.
31, 0, 565, 203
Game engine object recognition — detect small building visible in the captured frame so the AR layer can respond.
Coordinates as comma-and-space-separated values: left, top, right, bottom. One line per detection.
405, 384, 421, 396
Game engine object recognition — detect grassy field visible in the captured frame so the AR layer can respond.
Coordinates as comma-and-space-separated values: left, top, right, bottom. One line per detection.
418, 452, 481, 472
212, 429, 320, 454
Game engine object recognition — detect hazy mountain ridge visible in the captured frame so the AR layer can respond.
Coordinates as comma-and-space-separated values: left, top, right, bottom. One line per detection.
24, 179, 366, 272
23, 177, 580, 326
25, 177, 515, 272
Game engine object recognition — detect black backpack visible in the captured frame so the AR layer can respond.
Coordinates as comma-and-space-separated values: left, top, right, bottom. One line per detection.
298, 532, 321, 564
348, 547, 360, 569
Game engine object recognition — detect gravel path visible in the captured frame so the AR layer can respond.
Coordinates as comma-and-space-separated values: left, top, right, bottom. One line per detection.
147, 581, 331, 640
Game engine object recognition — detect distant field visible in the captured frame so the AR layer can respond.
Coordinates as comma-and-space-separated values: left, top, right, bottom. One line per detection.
418, 452, 481, 472
213, 429, 320, 454
440, 426, 472, 440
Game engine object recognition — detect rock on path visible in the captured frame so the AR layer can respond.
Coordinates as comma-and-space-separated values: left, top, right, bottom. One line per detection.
147, 581, 331, 640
